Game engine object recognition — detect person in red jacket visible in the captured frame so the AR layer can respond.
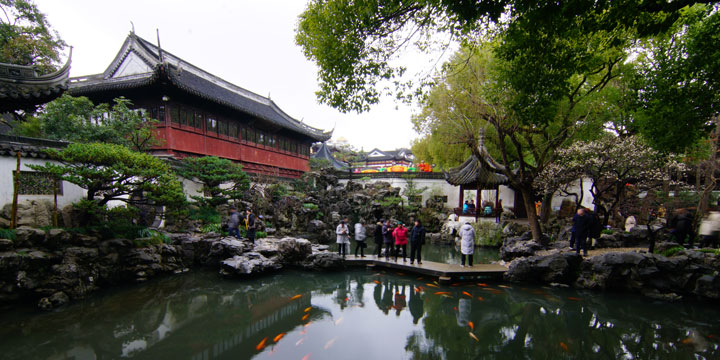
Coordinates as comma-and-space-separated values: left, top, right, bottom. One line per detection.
392, 221, 409, 262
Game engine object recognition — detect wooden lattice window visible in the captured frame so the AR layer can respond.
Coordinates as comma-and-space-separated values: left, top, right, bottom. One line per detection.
14, 171, 63, 195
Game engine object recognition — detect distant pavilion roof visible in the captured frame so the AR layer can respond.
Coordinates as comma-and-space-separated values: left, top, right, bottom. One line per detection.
0, 52, 71, 113
68, 33, 330, 142
443, 153, 508, 187
311, 142, 348, 170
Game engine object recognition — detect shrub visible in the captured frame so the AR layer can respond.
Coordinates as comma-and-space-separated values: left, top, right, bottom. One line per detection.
661, 246, 686, 257
0, 228, 16, 241
200, 223, 223, 234
601, 229, 614, 235
256, 231, 268, 239
189, 206, 221, 224
698, 248, 720, 255
474, 222, 504, 247
303, 203, 319, 211
132, 237, 163, 247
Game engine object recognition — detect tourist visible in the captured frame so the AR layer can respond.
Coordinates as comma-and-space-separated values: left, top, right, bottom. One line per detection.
393, 221, 409, 262
625, 215, 637, 232
382, 220, 394, 259
462, 200, 470, 214
409, 220, 426, 265
574, 208, 593, 256
459, 221, 475, 267
469, 200, 476, 214
228, 206, 241, 240
336, 220, 350, 257
669, 208, 694, 248
569, 209, 580, 250
244, 208, 256, 244
495, 199, 503, 223
698, 209, 720, 248
374, 219, 384, 257
408, 284, 424, 324
354, 219, 367, 257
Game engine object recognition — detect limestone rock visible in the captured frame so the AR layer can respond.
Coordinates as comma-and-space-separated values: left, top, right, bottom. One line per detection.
38, 291, 69, 311
0, 239, 13, 251
301, 252, 344, 270
505, 252, 582, 284
14, 226, 46, 247
220, 252, 282, 277
500, 236, 543, 261
307, 220, 326, 233
277, 237, 312, 264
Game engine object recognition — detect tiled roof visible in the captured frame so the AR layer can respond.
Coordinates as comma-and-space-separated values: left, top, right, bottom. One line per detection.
0, 134, 69, 158
443, 153, 508, 187
0, 51, 72, 112
68, 33, 330, 142
311, 142, 347, 170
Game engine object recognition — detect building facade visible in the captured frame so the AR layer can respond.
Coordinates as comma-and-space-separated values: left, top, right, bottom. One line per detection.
69, 33, 330, 179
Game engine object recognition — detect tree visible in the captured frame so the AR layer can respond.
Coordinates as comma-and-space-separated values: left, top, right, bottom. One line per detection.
0, 0, 66, 74
536, 136, 671, 225
176, 156, 250, 207
13, 95, 162, 152
28, 143, 185, 208
296, 0, 710, 113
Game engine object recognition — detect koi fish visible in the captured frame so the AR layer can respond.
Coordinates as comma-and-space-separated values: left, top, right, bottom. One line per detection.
416, 277, 423, 280
296, 338, 306, 346
469, 321, 474, 330
290, 294, 302, 300
304, 307, 312, 313
300, 329, 307, 335
477, 296, 484, 301
560, 342, 569, 352
426, 283, 439, 288
482, 288, 496, 292
681, 338, 693, 345
334, 317, 344, 326
451, 283, 461, 287
301, 353, 311, 360
469, 332, 479, 342
434, 291, 451, 295
344, 297, 349, 301
708, 334, 717, 339
477, 283, 488, 287
567, 297, 582, 301
256, 337, 268, 351
442, 294, 453, 298
373, 280, 381, 284
497, 285, 511, 289
301, 314, 310, 321
397, 272, 405, 276
324, 337, 338, 350
453, 306, 458, 311
273, 333, 285, 342
304, 321, 313, 328
415, 287, 423, 293
463, 291, 472, 297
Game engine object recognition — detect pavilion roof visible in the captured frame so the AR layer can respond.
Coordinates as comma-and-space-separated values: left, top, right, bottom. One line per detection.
68, 33, 331, 142
0, 53, 71, 113
311, 142, 348, 170
443, 153, 508, 187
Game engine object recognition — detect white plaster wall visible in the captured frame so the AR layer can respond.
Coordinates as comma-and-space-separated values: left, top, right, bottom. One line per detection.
0, 156, 86, 209
550, 178, 595, 211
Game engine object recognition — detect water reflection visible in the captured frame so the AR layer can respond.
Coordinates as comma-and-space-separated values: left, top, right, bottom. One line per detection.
1, 270, 718, 359
422, 243, 499, 264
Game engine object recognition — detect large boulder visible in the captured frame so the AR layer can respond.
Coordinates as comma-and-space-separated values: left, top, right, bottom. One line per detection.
220, 252, 282, 277
575, 252, 652, 291
14, 226, 46, 248
276, 238, 312, 264
301, 252, 344, 270
307, 220, 326, 234
500, 236, 543, 261
505, 252, 583, 284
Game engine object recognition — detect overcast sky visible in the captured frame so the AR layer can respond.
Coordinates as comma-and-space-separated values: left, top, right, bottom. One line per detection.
33, 0, 446, 152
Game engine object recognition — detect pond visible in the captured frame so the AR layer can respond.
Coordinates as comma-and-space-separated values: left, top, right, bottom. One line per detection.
1, 269, 718, 359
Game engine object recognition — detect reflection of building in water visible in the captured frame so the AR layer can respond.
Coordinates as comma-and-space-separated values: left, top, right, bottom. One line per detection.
190, 295, 312, 360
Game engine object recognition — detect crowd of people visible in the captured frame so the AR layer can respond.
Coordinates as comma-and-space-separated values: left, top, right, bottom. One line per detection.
336, 218, 427, 264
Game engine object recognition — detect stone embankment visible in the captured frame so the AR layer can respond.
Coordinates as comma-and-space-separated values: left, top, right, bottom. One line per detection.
0, 227, 343, 310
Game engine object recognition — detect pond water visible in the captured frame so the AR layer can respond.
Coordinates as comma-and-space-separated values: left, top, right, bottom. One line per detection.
421, 243, 499, 264
1, 269, 718, 360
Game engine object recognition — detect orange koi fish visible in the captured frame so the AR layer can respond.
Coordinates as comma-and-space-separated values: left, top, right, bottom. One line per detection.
681, 338, 693, 344
301, 353, 311, 360
334, 317, 344, 326
256, 337, 268, 351
373, 280, 381, 284
324, 337, 338, 350
304, 321, 313, 328
416, 277, 423, 280
469, 332, 479, 342
482, 288, 496, 292
477, 283, 488, 287
426, 283, 439, 288
290, 294, 302, 300
567, 297, 582, 301
304, 307, 312, 312
463, 291, 472, 297
560, 342, 569, 352
434, 291, 451, 295
469, 321, 474, 330
415, 287, 423, 293
301, 314, 310, 321
273, 333, 285, 343
451, 283, 461, 287
477, 296, 484, 301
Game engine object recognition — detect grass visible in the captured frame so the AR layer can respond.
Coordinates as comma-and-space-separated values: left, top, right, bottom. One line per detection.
0, 228, 16, 241
661, 246, 686, 257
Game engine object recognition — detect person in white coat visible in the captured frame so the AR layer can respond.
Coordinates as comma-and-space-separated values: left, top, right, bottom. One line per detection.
699, 210, 720, 248
458, 222, 475, 267
336, 220, 350, 257
354, 219, 367, 257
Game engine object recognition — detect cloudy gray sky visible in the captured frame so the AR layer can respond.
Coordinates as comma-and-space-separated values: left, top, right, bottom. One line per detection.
34, 0, 444, 152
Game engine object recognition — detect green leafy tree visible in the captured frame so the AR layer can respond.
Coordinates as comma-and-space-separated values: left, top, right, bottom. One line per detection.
0, 0, 66, 73
176, 156, 250, 207
28, 142, 185, 208
13, 95, 162, 152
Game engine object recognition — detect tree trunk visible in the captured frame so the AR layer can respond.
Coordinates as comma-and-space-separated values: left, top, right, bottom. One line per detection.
519, 186, 544, 245
10, 151, 20, 229
539, 192, 553, 223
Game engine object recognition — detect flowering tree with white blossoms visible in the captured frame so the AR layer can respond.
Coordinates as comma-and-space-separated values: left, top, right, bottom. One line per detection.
536, 136, 673, 225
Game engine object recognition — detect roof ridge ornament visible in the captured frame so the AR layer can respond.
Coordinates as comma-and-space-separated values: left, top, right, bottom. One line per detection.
156, 28, 164, 63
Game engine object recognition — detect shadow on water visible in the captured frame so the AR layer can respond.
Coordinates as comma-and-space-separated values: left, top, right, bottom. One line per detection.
1, 269, 719, 359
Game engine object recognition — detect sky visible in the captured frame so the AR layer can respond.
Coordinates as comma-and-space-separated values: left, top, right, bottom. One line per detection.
33, 0, 446, 152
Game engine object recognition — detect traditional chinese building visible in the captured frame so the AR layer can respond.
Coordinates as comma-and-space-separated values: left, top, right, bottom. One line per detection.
361, 148, 414, 170
0, 52, 71, 113
68, 33, 330, 178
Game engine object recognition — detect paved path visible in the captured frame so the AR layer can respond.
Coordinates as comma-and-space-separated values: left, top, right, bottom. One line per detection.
344, 256, 507, 282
